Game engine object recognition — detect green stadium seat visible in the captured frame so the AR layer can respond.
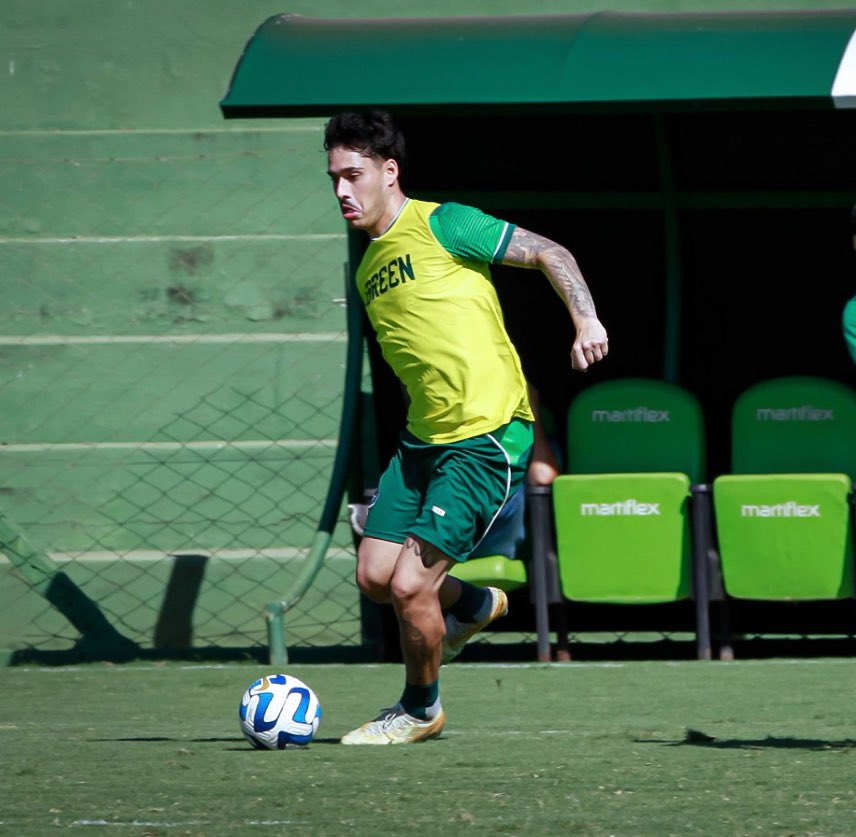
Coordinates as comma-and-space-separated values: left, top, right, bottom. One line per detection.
551, 379, 713, 659
449, 554, 528, 592
713, 377, 856, 607
553, 474, 693, 603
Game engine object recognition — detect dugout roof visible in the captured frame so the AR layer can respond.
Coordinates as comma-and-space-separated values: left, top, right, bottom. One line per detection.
220, 10, 856, 117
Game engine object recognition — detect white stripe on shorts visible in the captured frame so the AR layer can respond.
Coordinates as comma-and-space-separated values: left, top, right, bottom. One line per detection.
470, 432, 513, 553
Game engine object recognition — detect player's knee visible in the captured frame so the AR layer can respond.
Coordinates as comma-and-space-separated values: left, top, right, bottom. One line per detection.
355, 542, 392, 602
354, 563, 388, 602
389, 569, 424, 610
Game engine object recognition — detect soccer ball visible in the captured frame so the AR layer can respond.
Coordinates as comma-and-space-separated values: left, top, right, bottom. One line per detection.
238, 673, 322, 749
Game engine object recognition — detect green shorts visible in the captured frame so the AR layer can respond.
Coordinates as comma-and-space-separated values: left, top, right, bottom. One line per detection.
363, 418, 534, 562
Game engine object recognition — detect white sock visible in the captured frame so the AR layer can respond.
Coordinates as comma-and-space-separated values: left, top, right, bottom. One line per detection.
471, 588, 496, 623
422, 697, 443, 720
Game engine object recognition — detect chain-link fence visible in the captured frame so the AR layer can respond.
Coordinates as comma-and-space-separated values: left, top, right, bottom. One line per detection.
1, 124, 367, 663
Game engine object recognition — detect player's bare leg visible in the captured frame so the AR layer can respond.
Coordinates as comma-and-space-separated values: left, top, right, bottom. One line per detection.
354, 537, 400, 604
390, 535, 451, 687
342, 535, 451, 745
355, 535, 468, 609
355, 536, 507, 666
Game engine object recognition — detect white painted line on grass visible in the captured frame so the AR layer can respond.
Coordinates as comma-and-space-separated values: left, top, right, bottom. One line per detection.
69, 820, 308, 828
8, 661, 614, 674
18, 658, 856, 676
244, 821, 308, 827
71, 820, 205, 828
457, 661, 626, 669
10, 664, 321, 673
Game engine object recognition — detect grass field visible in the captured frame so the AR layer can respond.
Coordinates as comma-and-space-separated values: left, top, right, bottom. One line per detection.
3, 659, 856, 835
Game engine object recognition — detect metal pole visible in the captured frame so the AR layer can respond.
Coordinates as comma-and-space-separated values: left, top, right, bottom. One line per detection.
527, 485, 554, 662
690, 484, 713, 660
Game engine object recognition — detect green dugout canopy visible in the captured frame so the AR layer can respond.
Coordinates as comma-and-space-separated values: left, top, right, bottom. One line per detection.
220, 10, 856, 116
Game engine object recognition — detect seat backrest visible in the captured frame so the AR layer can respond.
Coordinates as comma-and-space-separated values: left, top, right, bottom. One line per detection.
567, 378, 705, 483
731, 377, 856, 480
553, 473, 693, 603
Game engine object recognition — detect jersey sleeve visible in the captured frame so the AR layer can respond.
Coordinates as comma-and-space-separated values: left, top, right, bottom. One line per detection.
844, 294, 856, 364
428, 202, 516, 264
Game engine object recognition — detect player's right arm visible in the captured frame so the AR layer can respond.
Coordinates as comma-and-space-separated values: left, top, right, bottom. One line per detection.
502, 228, 609, 372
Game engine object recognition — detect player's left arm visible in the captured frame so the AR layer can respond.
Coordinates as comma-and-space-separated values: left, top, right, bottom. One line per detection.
502, 227, 608, 372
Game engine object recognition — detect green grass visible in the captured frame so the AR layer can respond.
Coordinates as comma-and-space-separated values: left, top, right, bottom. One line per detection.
3, 659, 856, 835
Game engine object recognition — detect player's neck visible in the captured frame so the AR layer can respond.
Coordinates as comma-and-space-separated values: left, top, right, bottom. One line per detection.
370, 192, 408, 239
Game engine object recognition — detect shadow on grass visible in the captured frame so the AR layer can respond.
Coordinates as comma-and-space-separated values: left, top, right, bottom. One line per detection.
638, 729, 856, 751
94, 737, 244, 743
93, 735, 344, 747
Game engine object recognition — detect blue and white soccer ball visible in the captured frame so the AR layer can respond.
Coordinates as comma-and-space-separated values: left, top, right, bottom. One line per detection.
239, 674, 322, 749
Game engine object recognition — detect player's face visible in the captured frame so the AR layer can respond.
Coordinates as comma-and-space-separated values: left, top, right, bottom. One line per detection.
327, 146, 398, 235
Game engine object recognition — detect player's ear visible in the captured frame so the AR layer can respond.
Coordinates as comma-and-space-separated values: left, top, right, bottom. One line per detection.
384, 158, 399, 186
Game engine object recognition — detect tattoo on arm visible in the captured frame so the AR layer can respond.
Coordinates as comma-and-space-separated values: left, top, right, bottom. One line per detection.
504, 227, 597, 320
503, 227, 546, 268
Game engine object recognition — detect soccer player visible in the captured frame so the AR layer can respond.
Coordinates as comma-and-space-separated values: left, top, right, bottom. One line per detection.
325, 111, 608, 745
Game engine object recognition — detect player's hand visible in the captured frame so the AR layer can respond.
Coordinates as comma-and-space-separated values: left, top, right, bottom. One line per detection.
571, 318, 609, 371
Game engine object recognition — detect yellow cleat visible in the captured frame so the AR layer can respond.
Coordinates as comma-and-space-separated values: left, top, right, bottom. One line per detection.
340, 706, 446, 746
442, 586, 508, 664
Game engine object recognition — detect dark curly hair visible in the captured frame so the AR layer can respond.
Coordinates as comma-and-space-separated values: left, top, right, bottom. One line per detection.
323, 110, 406, 169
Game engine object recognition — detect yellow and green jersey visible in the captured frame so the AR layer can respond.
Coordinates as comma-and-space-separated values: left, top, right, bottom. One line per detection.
356, 198, 534, 444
